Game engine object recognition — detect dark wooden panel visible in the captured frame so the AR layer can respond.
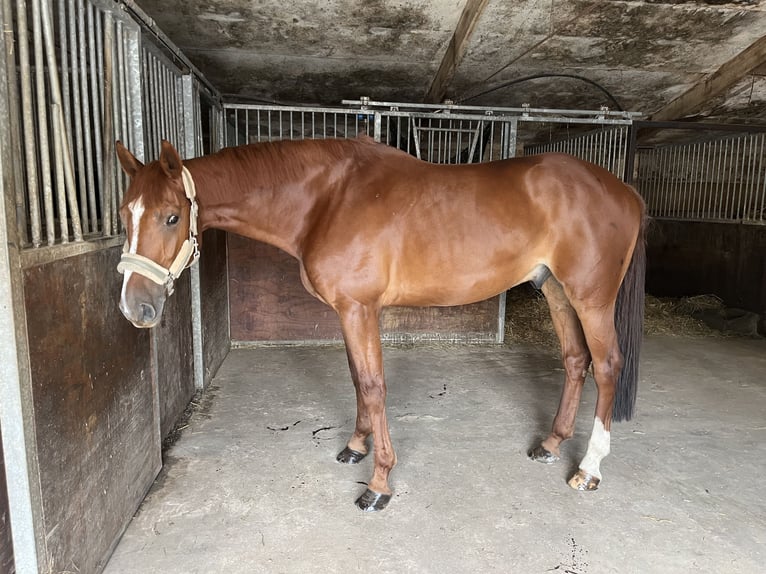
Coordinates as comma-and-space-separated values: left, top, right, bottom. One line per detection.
0, 428, 14, 574
200, 229, 230, 384
24, 246, 159, 574
228, 234, 500, 342
647, 220, 766, 314
154, 273, 195, 440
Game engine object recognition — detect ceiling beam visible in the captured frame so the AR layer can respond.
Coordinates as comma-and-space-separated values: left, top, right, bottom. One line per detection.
424, 0, 490, 104
650, 34, 766, 122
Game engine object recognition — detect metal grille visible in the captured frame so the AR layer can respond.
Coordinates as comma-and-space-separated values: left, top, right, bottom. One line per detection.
2, 0, 222, 251
524, 125, 631, 179
224, 104, 516, 163
635, 132, 766, 223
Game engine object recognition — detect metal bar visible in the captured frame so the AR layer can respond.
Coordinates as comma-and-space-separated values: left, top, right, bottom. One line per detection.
69, 0, 89, 234
89, 1, 104, 231
755, 133, 765, 222
17, 0, 42, 246
341, 98, 642, 119
32, 0, 55, 244
43, 0, 84, 242
102, 9, 114, 235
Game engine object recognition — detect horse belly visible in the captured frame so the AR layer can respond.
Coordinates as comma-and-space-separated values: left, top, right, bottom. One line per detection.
385, 248, 532, 307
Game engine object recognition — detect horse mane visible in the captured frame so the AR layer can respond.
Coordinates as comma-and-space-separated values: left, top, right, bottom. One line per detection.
187, 136, 402, 203
122, 136, 407, 210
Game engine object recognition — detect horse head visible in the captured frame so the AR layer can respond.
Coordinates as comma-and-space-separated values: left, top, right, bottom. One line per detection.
116, 140, 199, 328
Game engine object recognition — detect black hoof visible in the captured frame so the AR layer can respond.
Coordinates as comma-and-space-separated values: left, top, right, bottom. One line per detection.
528, 445, 560, 464
336, 447, 367, 464
355, 488, 392, 512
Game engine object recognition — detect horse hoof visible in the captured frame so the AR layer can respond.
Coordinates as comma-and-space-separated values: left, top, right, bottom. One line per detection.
355, 488, 392, 512
528, 445, 559, 464
568, 469, 601, 491
336, 447, 367, 464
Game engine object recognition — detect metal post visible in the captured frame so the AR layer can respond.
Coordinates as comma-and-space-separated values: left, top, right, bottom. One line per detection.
182, 74, 205, 391
0, 0, 44, 565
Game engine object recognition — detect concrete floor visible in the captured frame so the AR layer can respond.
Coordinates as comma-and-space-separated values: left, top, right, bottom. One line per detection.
105, 335, 766, 574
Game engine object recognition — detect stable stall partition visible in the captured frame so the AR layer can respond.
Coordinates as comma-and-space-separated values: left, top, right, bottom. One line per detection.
0, 1, 228, 572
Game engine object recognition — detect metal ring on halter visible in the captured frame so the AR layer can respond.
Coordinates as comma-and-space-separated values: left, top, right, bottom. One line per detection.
117, 166, 200, 295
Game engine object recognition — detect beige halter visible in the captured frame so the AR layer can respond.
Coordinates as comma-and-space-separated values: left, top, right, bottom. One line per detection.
117, 166, 200, 295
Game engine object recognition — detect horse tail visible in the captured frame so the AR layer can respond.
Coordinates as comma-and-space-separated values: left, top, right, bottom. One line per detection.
612, 213, 648, 422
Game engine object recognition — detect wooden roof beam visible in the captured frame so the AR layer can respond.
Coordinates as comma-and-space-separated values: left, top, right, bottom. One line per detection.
424, 0, 490, 104
650, 34, 766, 122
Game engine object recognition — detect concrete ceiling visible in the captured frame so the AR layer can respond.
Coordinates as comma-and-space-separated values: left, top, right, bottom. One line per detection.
136, 0, 766, 127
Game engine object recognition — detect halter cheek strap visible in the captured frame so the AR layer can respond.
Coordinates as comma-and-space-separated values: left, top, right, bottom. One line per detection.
117, 166, 200, 296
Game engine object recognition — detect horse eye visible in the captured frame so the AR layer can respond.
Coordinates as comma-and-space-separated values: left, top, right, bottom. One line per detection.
166, 214, 179, 226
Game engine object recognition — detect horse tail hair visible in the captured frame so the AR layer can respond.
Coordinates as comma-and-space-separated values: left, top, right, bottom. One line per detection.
613, 214, 647, 422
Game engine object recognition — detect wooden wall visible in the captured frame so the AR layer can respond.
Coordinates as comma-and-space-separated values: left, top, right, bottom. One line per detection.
200, 229, 230, 384
23, 246, 159, 573
154, 274, 195, 440
647, 220, 766, 320
228, 235, 502, 343
0, 429, 14, 574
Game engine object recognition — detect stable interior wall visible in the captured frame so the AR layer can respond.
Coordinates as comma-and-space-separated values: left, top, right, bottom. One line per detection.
23, 246, 160, 573
17, 236, 230, 573
228, 236, 502, 344
646, 220, 766, 323
200, 229, 230, 383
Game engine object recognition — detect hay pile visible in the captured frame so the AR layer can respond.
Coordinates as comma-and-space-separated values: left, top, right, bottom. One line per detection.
504, 286, 727, 350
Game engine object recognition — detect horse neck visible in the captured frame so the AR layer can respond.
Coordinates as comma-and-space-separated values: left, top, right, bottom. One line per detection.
186, 144, 327, 258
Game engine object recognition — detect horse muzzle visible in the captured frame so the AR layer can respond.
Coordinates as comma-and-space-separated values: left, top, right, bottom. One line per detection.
119, 278, 167, 329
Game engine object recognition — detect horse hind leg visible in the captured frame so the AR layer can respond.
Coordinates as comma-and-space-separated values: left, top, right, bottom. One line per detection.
528, 277, 592, 464
567, 302, 623, 491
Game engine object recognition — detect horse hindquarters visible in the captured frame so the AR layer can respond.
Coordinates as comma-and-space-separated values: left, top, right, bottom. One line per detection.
530, 214, 646, 491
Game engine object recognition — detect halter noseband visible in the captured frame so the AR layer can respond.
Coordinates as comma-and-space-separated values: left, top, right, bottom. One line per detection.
117, 166, 200, 296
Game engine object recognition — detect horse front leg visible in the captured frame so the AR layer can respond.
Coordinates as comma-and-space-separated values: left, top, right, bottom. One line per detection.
336, 302, 397, 512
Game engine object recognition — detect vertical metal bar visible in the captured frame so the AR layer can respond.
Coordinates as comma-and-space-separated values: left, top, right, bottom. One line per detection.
181, 75, 205, 392
507, 118, 517, 159
88, 1, 104, 232
699, 142, 713, 219
747, 135, 758, 220
739, 135, 754, 220
79, 0, 97, 232
102, 10, 114, 235
374, 112, 382, 143
755, 133, 765, 222
623, 125, 637, 184
45, 9, 70, 246
658, 148, 668, 217
32, 0, 56, 244
68, 0, 88, 234
16, 0, 42, 246
0, 0, 45, 560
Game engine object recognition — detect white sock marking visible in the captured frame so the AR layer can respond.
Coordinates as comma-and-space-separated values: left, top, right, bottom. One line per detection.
579, 417, 611, 479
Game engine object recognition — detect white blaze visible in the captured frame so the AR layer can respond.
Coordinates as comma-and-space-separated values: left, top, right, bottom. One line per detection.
120, 197, 144, 308
579, 417, 611, 479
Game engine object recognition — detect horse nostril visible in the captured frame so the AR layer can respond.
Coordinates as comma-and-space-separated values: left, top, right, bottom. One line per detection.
139, 302, 156, 323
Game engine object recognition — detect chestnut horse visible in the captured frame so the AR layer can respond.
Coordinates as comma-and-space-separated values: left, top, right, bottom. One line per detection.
116, 136, 646, 512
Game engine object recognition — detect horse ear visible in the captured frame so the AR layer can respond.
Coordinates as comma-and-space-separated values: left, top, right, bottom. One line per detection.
116, 141, 143, 178
159, 140, 183, 179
